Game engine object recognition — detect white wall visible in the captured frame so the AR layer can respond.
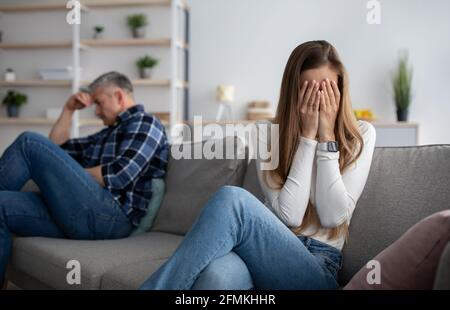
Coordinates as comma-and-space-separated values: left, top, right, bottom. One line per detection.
187, 0, 450, 145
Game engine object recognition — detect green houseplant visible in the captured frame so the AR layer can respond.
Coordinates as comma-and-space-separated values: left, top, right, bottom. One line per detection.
93, 25, 104, 39
392, 51, 413, 122
127, 14, 148, 38
2, 90, 28, 118
136, 55, 158, 79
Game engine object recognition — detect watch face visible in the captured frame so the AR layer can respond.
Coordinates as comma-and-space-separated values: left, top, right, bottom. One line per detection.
328, 142, 339, 152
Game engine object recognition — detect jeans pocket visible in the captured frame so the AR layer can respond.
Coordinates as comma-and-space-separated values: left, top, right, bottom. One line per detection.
320, 255, 341, 280
303, 237, 342, 281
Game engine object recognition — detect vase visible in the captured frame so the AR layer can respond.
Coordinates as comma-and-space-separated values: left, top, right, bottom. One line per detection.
132, 27, 146, 39
93, 32, 103, 40
396, 109, 409, 122
7, 106, 19, 118
139, 68, 153, 79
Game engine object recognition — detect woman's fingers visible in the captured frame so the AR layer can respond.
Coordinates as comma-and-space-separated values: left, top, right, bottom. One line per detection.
298, 81, 308, 105
322, 81, 331, 108
303, 81, 316, 108
318, 90, 325, 111
314, 89, 322, 111
309, 82, 320, 107
331, 80, 341, 107
324, 79, 335, 107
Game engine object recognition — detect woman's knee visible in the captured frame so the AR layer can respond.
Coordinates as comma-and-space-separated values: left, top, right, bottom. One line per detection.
214, 186, 258, 206
192, 252, 254, 290
203, 185, 263, 219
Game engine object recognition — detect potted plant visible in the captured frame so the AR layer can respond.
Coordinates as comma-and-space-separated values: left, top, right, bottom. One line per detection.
2, 90, 28, 118
136, 55, 158, 79
392, 51, 413, 122
127, 14, 148, 38
93, 25, 104, 39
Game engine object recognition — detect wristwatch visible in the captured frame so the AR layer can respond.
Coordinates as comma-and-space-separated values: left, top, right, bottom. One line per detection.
318, 141, 339, 152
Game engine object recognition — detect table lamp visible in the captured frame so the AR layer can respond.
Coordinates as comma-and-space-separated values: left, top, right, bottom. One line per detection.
216, 85, 234, 121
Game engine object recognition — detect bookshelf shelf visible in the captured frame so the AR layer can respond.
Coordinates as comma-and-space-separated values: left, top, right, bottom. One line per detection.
0, 79, 188, 88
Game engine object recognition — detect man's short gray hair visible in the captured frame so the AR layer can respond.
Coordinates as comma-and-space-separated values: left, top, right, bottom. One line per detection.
87, 71, 134, 94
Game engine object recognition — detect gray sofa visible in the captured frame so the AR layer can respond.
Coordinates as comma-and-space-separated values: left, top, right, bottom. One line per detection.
7, 139, 450, 290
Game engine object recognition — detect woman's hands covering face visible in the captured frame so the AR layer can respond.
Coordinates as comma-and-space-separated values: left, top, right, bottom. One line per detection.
298, 79, 340, 141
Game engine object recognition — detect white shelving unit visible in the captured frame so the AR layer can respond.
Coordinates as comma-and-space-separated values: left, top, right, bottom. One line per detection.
0, 0, 190, 144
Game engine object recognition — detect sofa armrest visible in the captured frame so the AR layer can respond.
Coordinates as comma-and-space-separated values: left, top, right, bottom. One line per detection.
434, 242, 450, 289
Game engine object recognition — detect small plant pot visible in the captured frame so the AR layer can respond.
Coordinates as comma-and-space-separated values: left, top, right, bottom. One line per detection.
396, 109, 409, 122
132, 27, 146, 39
139, 68, 153, 79
93, 32, 103, 40
7, 106, 20, 118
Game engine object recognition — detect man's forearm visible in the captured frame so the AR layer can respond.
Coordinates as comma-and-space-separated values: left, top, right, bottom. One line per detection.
85, 165, 105, 187
49, 107, 74, 145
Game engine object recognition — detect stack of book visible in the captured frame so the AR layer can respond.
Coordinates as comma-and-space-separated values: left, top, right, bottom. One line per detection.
39, 67, 82, 80
247, 101, 274, 121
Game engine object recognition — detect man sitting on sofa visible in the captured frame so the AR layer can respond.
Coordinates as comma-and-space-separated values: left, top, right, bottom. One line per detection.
0, 71, 169, 288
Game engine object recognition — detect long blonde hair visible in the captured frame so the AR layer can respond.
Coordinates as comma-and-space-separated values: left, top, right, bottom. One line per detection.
264, 40, 364, 240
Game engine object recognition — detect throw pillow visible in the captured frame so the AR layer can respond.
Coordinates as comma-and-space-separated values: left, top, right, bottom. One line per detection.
344, 210, 450, 290
130, 178, 166, 236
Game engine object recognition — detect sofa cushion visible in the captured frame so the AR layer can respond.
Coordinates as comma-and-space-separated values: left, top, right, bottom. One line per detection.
151, 137, 248, 235
344, 210, 450, 289
339, 145, 450, 285
101, 259, 168, 290
10, 232, 183, 289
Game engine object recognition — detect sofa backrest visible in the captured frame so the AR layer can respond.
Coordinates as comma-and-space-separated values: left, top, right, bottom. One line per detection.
242, 159, 265, 202
151, 137, 248, 235
244, 145, 450, 285
339, 145, 450, 285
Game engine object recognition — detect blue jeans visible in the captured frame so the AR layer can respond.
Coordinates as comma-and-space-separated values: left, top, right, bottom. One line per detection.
0, 132, 133, 286
139, 186, 342, 290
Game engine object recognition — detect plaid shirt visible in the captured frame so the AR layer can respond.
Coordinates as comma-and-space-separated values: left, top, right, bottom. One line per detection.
61, 104, 169, 226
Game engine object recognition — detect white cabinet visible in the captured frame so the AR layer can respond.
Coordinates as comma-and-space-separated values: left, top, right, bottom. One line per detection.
372, 122, 419, 147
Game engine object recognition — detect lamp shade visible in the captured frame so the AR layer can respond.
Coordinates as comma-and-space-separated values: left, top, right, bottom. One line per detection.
216, 85, 235, 102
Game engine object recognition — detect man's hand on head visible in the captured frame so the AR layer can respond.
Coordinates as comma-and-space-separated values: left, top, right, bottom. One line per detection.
65, 92, 92, 112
